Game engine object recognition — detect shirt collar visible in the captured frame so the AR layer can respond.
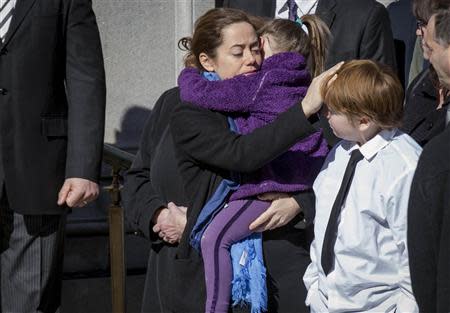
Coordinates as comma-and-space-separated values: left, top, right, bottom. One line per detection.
343, 129, 397, 161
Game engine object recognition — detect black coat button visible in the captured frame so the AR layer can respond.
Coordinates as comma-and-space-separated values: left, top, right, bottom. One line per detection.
0, 48, 7, 55
427, 122, 434, 130
0, 88, 8, 95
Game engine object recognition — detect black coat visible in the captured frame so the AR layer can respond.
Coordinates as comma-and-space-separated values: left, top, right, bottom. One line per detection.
124, 88, 316, 312
408, 123, 450, 313
170, 96, 317, 312
123, 88, 189, 313
401, 68, 449, 147
0, 0, 106, 214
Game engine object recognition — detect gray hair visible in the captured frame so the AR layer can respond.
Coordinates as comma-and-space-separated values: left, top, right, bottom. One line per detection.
434, 9, 450, 47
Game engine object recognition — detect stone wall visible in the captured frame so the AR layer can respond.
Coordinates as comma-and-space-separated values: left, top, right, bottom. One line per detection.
92, 0, 214, 147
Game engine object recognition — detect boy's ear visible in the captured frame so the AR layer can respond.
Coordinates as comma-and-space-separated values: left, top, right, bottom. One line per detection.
199, 52, 215, 72
358, 116, 372, 131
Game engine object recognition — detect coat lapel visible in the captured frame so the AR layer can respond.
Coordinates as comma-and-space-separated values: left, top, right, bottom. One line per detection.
2, 0, 37, 47
316, 0, 337, 29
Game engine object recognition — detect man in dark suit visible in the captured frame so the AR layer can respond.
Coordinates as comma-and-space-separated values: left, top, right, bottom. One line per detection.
0, 0, 105, 312
408, 9, 450, 313
216, 0, 397, 70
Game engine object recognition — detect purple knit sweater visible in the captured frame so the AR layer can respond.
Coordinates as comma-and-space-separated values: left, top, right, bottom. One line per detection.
178, 52, 329, 200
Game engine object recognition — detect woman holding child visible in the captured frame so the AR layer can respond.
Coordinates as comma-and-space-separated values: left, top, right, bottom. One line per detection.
124, 7, 340, 313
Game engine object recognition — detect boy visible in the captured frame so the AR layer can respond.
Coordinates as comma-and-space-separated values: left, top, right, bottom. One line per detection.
304, 60, 420, 312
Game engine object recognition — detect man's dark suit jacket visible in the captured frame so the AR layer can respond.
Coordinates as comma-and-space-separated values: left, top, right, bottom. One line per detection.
408, 122, 450, 313
0, 0, 106, 215
217, 0, 397, 70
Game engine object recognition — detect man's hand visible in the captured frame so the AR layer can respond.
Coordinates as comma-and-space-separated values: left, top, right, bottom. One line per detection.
152, 202, 187, 244
301, 62, 344, 117
57, 178, 99, 207
249, 196, 301, 232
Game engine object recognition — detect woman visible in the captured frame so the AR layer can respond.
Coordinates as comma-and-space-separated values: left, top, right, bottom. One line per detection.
401, 0, 450, 146
168, 8, 340, 313
124, 8, 339, 313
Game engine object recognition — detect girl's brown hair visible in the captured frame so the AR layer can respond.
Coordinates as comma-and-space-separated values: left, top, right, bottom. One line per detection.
178, 8, 253, 70
257, 15, 330, 77
321, 60, 404, 129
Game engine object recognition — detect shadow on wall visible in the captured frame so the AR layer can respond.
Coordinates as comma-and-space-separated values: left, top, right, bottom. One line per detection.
114, 105, 152, 154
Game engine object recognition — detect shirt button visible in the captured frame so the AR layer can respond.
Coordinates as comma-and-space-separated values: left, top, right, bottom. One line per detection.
0, 88, 8, 95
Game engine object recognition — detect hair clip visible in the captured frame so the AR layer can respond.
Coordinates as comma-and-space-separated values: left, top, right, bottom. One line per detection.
295, 17, 309, 35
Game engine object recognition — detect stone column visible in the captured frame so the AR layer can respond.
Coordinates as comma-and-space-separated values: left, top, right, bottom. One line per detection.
92, 0, 214, 147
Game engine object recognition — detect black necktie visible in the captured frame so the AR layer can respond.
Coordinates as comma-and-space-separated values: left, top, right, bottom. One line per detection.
288, 0, 298, 21
321, 149, 364, 275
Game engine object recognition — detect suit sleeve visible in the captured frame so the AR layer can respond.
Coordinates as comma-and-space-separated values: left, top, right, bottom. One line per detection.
170, 102, 316, 173
407, 161, 440, 312
293, 190, 316, 227
122, 91, 173, 241
360, 2, 397, 71
64, 0, 106, 182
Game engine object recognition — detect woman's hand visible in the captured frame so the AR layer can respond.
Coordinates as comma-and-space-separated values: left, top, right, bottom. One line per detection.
249, 196, 301, 232
301, 62, 344, 117
152, 202, 187, 244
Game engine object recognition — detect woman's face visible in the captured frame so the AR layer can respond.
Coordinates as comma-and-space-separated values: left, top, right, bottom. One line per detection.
200, 22, 262, 79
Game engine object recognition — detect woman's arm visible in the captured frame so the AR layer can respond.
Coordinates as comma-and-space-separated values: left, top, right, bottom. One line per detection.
178, 67, 259, 112
171, 63, 342, 173
122, 89, 176, 241
170, 102, 316, 173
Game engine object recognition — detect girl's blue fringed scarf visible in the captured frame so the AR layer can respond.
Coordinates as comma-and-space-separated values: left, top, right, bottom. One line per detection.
189, 71, 268, 313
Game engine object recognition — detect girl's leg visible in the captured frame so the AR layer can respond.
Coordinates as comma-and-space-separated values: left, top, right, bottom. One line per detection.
201, 199, 269, 313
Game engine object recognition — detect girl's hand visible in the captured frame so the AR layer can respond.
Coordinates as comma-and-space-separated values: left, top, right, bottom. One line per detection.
301, 62, 343, 117
249, 197, 301, 232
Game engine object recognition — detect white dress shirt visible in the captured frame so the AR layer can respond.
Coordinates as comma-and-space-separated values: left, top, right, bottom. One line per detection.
0, 0, 16, 41
304, 129, 421, 313
276, 0, 318, 19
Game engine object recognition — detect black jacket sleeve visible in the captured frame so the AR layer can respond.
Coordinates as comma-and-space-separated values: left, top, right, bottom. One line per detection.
64, 0, 106, 182
360, 1, 397, 71
293, 190, 316, 227
170, 102, 317, 173
122, 90, 176, 241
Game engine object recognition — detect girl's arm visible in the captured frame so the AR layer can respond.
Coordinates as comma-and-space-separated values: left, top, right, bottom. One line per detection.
178, 68, 259, 112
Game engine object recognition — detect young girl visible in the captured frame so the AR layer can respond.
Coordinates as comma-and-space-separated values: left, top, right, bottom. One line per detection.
178, 16, 329, 313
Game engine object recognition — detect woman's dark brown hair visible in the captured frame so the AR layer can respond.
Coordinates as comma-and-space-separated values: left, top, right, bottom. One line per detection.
257, 15, 330, 77
178, 8, 253, 70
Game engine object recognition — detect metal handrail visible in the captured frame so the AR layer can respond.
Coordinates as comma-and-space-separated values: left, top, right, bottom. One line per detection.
102, 143, 134, 313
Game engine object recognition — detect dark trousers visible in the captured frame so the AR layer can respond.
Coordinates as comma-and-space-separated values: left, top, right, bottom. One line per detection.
0, 192, 66, 313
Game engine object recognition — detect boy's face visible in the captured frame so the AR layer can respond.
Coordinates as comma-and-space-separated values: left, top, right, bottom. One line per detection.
326, 108, 360, 142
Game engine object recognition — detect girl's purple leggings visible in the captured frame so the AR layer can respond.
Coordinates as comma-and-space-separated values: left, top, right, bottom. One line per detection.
201, 199, 270, 313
